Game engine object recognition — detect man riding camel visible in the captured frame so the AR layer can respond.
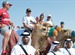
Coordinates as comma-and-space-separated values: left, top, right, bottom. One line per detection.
0, 1, 14, 55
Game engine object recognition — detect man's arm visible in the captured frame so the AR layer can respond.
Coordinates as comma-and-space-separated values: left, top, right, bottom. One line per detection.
0, 9, 2, 16
23, 23, 30, 29
22, 17, 31, 29
9, 20, 14, 27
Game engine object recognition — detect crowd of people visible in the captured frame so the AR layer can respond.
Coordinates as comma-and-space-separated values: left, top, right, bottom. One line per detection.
0, 1, 75, 55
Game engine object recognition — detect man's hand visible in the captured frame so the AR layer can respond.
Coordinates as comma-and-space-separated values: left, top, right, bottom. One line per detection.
9, 20, 15, 27
29, 28, 33, 30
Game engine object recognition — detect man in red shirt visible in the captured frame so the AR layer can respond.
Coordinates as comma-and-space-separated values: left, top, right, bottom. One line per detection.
0, 1, 14, 55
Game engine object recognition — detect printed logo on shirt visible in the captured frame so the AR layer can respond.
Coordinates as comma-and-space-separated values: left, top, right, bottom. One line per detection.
3, 18, 10, 21
3, 12, 7, 15
30, 54, 32, 55
20, 54, 25, 55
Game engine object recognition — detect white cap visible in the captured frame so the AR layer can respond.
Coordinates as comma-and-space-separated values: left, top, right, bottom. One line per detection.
47, 14, 52, 17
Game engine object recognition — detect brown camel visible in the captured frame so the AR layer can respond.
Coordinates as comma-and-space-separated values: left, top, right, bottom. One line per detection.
31, 23, 58, 55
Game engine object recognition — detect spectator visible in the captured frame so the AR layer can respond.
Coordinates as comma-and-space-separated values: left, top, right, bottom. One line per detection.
47, 41, 64, 55
11, 31, 39, 55
59, 38, 75, 55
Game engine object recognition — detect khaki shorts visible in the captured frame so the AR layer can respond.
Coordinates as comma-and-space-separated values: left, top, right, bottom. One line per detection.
0, 26, 10, 35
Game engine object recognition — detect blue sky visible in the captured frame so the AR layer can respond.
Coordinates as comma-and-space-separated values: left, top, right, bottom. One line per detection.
0, 0, 75, 30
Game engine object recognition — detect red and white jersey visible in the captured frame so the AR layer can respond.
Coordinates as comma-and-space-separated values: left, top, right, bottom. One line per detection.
0, 8, 10, 25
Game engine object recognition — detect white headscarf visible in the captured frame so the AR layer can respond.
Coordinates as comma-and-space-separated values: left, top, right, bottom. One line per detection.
64, 38, 73, 48
17, 31, 31, 45
48, 41, 60, 52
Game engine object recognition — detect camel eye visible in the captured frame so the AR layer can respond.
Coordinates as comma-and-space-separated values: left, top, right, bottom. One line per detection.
42, 28, 46, 31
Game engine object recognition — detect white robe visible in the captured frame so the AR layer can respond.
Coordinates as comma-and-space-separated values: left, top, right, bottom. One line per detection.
11, 44, 36, 55
47, 51, 64, 55
59, 48, 75, 55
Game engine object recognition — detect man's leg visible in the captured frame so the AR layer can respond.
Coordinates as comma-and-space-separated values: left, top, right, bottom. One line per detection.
2, 31, 10, 50
1, 26, 11, 55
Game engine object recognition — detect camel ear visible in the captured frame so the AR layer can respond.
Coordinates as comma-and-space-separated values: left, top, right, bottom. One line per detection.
43, 22, 52, 27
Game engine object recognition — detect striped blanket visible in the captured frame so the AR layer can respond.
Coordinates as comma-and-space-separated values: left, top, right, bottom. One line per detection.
6, 29, 19, 55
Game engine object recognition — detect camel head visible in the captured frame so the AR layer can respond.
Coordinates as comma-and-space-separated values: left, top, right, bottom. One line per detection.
33, 24, 48, 37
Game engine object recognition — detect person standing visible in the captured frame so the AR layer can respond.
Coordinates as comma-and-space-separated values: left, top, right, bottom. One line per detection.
11, 31, 39, 55
47, 41, 64, 55
0, 1, 14, 55
59, 38, 75, 55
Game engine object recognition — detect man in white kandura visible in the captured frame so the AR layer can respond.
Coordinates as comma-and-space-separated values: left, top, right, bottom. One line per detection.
59, 38, 75, 55
47, 41, 64, 55
11, 31, 39, 55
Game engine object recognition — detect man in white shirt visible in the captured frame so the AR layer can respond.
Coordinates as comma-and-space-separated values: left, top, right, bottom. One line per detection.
59, 38, 75, 55
22, 8, 36, 33
22, 8, 36, 45
45, 14, 53, 27
11, 31, 39, 55
47, 41, 64, 55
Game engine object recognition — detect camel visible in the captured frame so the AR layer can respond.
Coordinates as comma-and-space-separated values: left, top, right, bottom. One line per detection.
56, 29, 75, 47
31, 24, 48, 52
31, 23, 58, 55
